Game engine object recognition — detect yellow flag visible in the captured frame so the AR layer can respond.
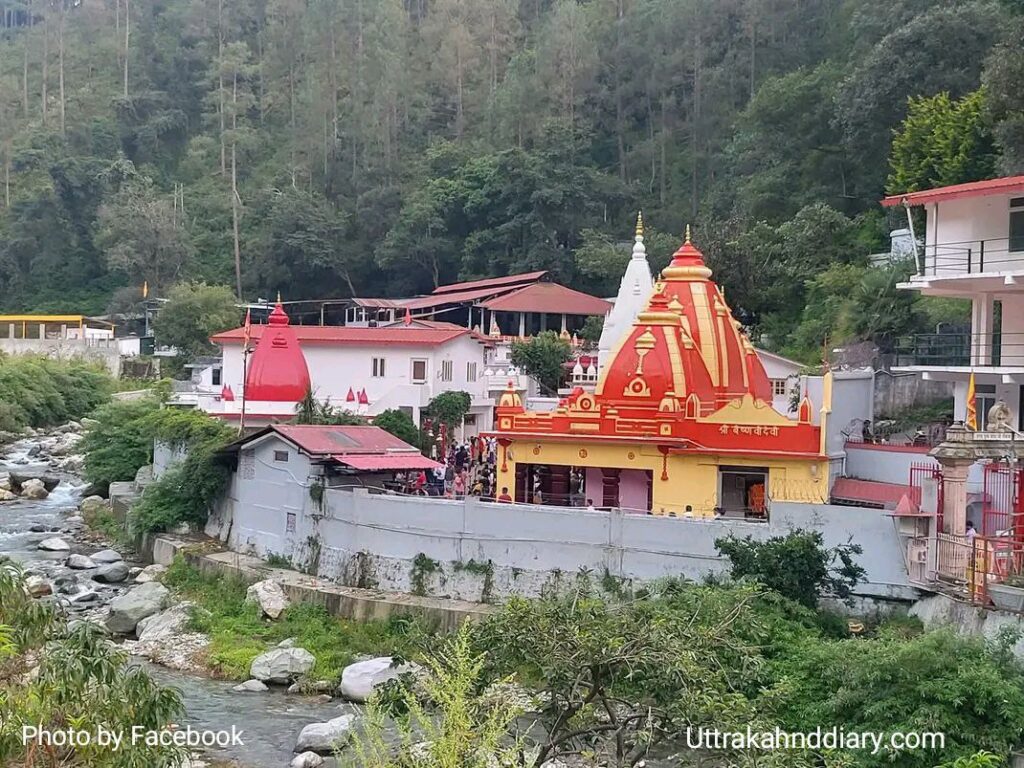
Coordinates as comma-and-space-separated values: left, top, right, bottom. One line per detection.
142, 280, 149, 299
966, 373, 978, 430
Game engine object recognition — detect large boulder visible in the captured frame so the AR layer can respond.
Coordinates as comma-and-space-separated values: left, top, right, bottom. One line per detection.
90, 549, 122, 564
79, 496, 108, 516
49, 433, 83, 457
135, 602, 194, 643
245, 579, 289, 620
338, 657, 419, 703
105, 582, 170, 635
38, 537, 70, 552
10, 473, 60, 492
134, 564, 167, 584
65, 554, 97, 570
250, 647, 315, 684
0, 473, 10, 492
25, 575, 52, 598
20, 478, 49, 500
0, 489, 16, 501
93, 562, 130, 583
291, 752, 325, 768
293, 715, 355, 755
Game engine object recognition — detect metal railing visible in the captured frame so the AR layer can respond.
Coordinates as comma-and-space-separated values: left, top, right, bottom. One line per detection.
935, 533, 1024, 611
892, 331, 1024, 368
918, 236, 1024, 277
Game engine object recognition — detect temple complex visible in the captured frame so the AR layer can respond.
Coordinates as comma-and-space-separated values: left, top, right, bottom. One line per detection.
490, 225, 831, 516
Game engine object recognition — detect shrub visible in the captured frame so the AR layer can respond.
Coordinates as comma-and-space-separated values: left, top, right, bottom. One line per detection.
0, 354, 112, 431
81, 397, 162, 490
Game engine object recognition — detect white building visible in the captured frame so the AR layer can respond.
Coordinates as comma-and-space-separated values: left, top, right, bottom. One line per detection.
885, 175, 1024, 431
208, 309, 495, 433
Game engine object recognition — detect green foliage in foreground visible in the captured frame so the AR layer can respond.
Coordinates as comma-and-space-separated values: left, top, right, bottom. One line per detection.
0, 560, 186, 767
162, 558, 430, 682
715, 529, 866, 608
0, 354, 112, 432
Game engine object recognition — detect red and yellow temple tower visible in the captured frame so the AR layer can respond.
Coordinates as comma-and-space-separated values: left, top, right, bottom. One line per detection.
490, 225, 831, 516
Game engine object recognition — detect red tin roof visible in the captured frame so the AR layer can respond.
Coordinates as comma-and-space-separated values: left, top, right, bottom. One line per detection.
333, 453, 443, 471
431, 270, 548, 295
213, 325, 472, 347
831, 477, 915, 507
881, 175, 1024, 207
481, 282, 612, 315
272, 424, 421, 456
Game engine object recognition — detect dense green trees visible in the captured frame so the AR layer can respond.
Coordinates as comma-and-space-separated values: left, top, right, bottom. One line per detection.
0, 355, 111, 432
0, 0, 1021, 359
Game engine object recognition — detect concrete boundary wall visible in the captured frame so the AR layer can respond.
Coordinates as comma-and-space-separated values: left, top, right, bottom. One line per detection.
210, 486, 919, 604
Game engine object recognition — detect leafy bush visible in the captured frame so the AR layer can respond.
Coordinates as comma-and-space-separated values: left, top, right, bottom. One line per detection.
372, 408, 421, 447
81, 397, 162, 490
0, 354, 112, 431
510, 331, 572, 394
715, 529, 865, 608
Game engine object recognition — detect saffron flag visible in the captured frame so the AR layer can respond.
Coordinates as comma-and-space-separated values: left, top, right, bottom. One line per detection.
142, 280, 149, 299
404, 307, 412, 326
243, 308, 252, 351
966, 372, 978, 430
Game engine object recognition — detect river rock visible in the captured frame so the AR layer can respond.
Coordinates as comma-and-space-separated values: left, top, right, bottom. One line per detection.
233, 679, 269, 693
293, 714, 355, 755
291, 752, 325, 768
54, 575, 81, 595
338, 657, 419, 703
106, 582, 170, 634
21, 478, 49, 500
134, 564, 167, 583
136, 602, 194, 643
250, 647, 315, 684
25, 575, 52, 598
80, 496, 108, 516
0, 489, 16, 501
29, 524, 47, 532
49, 432, 83, 456
0, 473, 10, 491
38, 537, 70, 552
93, 562, 130, 583
91, 549, 122, 564
245, 579, 289, 619
10, 472, 60, 492
66, 554, 97, 570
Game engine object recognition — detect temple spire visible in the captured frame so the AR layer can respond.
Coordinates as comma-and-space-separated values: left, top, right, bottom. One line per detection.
684, 224, 692, 244
635, 210, 644, 238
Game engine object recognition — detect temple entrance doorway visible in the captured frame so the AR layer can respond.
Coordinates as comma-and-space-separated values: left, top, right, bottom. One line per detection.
718, 466, 768, 518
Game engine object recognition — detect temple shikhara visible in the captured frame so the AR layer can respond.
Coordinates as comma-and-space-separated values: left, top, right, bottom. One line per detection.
491, 220, 831, 516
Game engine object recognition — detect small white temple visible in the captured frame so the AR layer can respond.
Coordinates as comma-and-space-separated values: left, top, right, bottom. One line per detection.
597, 212, 655, 373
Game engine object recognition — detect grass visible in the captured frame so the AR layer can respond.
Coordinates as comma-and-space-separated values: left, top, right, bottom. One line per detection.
81, 506, 133, 549
162, 557, 434, 681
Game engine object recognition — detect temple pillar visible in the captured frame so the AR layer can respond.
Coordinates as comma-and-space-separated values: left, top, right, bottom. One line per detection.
560, 313, 568, 332
540, 313, 547, 332
514, 463, 528, 503
518, 313, 526, 337
937, 458, 972, 535
972, 294, 995, 365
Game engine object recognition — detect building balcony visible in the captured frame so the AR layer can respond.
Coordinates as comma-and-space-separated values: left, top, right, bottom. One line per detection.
909, 236, 1024, 281
893, 331, 1024, 371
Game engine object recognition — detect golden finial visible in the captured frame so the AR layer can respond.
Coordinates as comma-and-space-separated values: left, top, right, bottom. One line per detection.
635, 210, 644, 238
277, 290, 282, 303
684, 224, 692, 244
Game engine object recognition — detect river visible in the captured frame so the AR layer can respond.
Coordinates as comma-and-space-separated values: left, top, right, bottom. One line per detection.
1, 436, 345, 768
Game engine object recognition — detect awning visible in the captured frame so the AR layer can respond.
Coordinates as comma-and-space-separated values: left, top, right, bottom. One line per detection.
332, 453, 443, 471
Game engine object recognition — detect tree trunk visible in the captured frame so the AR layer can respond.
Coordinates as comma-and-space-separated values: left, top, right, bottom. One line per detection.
231, 71, 242, 300
21, 0, 29, 118
4, 141, 10, 208
40, 11, 47, 126
58, 0, 65, 134
122, 0, 130, 99
217, 0, 225, 175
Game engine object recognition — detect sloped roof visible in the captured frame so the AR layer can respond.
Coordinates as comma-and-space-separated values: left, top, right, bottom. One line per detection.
272, 424, 419, 456
431, 270, 548, 295
831, 478, 914, 508
481, 282, 612, 315
881, 175, 1024, 207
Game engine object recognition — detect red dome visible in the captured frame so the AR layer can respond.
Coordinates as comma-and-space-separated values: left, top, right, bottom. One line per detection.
244, 301, 312, 402
596, 231, 770, 413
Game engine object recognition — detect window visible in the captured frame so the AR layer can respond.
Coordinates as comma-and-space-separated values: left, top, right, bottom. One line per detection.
273, 450, 289, 463
466, 361, 478, 382
411, 359, 428, 383
975, 383, 996, 430
441, 360, 453, 382
718, 466, 769, 517
211, 367, 222, 386
464, 413, 477, 426
372, 357, 386, 377
771, 379, 788, 397
1010, 198, 1024, 252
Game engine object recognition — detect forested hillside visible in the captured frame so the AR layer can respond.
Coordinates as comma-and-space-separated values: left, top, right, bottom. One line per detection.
0, 0, 1021, 359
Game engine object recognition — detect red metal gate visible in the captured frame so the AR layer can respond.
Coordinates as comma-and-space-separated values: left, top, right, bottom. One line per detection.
982, 463, 1024, 540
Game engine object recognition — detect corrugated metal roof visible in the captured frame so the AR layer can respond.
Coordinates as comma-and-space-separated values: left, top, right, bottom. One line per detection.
273, 424, 419, 456
212, 325, 471, 346
881, 175, 1024, 207
431, 270, 548, 295
334, 453, 443, 470
831, 477, 915, 507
